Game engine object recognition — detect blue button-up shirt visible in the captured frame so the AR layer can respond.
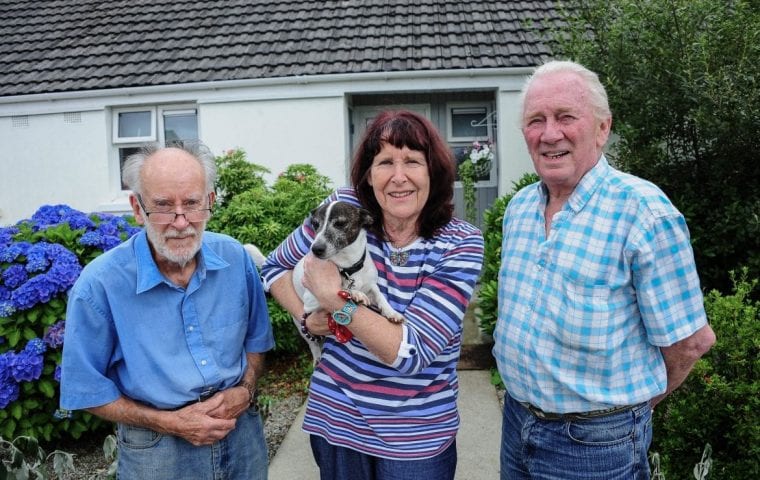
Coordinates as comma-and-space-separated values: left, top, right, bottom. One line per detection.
493, 156, 707, 413
60, 230, 274, 410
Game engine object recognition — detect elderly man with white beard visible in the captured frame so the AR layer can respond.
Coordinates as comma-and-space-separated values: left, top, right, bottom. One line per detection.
60, 141, 274, 480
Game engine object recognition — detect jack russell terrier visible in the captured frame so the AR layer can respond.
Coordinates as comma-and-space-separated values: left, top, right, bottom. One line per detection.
246, 200, 403, 364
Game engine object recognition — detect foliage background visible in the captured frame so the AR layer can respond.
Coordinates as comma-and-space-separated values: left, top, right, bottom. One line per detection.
552, 0, 759, 296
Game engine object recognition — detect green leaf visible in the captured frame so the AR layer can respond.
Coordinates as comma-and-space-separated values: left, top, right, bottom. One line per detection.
37, 379, 56, 398
10, 404, 22, 421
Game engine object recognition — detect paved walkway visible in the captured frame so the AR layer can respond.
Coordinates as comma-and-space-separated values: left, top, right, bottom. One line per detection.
268, 369, 502, 479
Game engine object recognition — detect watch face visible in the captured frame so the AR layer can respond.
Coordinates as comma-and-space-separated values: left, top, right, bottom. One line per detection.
333, 310, 352, 325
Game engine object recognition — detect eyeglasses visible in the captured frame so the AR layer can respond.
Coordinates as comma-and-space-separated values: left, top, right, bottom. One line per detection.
136, 194, 212, 225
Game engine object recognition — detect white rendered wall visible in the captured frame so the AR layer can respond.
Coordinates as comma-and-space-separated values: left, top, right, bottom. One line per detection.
0, 111, 110, 225
496, 85, 534, 197
201, 96, 347, 189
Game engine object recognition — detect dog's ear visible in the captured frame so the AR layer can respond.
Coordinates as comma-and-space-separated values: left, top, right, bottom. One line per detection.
359, 208, 374, 227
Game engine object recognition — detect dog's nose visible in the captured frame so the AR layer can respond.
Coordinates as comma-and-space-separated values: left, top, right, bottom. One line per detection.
311, 244, 326, 257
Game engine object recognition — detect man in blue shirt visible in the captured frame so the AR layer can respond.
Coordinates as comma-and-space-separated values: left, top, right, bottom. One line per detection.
60, 141, 274, 480
492, 61, 716, 479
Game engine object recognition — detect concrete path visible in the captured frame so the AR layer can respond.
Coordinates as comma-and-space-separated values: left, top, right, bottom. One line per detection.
268, 369, 502, 479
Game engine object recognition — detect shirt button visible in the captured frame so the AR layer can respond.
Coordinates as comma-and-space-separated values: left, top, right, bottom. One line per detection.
201, 360, 207, 366
188, 326, 194, 332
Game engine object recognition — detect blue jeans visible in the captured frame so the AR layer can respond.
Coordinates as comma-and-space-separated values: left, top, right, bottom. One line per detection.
310, 435, 457, 480
116, 406, 267, 480
500, 393, 652, 480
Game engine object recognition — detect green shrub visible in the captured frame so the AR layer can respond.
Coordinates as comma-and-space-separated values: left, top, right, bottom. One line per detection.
551, 0, 760, 296
652, 269, 759, 479
0, 207, 140, 442
207, 150, 333, 353
476, 173, 539, 336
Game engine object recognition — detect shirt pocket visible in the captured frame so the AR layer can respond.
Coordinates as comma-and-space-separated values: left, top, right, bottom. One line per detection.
548, 281, 627, 354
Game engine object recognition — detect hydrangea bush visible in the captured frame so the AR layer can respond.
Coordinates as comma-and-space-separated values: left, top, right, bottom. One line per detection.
0, 205, 141, 441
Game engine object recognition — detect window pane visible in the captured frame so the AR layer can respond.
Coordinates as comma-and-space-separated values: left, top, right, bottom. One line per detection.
119, 147, 141, 190
163, 111, 198, 143
451, 108, 488, 138
118, 111, 152, 138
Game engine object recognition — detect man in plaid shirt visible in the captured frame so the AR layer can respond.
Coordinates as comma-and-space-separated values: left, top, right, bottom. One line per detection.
492, 60, 716, 480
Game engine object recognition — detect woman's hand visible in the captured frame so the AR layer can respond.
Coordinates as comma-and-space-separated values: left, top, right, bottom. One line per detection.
302, 254, 343, 311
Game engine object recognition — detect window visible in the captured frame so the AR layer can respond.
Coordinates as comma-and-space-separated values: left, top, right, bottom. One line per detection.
113, 105, 198, 189
448, 107, 489, 141
446, 103, 496, 185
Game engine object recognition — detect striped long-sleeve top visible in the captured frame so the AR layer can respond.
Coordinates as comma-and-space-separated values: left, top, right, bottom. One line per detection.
260, 187, 484, 460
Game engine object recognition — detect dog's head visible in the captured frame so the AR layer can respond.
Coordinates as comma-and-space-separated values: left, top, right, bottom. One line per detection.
309, 201, 373, 260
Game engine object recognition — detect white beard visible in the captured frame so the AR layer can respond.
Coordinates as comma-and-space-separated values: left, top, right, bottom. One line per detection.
144, 221, 204, 268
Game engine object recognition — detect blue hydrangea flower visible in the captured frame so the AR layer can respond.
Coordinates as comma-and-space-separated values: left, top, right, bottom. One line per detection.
24, 243, 51, 273
24, 338, 47, 356
0, 300, 14, 318
0, 377, 20, 409
2, 264, 28, 289
44, 321, 65, 349
0, 241, 31, 263
78, 231, 102, 247
0, 286, 10, 301
31, 205, 95, 232
54, 365, 62, 382
0, 227, 18, 248
10, 349, 44, 382
0, 352, 20, 409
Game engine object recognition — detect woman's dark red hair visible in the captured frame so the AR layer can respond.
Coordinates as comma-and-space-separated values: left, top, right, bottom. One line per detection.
350, 110, 455, 239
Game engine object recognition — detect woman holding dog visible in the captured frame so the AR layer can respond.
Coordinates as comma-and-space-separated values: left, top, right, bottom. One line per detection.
260, 110, 484, 479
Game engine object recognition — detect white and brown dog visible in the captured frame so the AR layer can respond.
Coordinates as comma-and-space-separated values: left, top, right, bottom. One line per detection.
246, 201, 403, 363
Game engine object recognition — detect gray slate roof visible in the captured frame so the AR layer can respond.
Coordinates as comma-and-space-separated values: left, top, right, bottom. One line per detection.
0, 0, 561, 98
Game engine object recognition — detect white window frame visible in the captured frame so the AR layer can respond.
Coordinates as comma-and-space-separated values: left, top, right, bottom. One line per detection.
112, 106, 157, 143
446, 105, 492, 142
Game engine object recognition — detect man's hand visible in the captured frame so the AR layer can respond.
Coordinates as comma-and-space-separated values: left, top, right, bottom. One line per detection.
204, 386, 251, 420
170, 396, 239, 446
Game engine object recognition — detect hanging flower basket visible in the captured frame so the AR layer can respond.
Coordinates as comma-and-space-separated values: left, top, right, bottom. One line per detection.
471, 158, 492, 177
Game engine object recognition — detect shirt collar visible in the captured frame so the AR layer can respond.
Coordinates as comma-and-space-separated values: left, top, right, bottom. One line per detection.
538, 154, 609, 213
134, 230, 229, 293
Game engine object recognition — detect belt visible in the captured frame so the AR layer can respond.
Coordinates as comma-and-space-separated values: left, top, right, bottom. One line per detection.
519, 401, 642, 421
172, 388, 218, 410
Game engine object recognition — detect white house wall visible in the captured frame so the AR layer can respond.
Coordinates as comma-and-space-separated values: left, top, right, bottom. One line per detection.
0, 110, 110, 224
200, 97, 347, 187
0, 68, 537, 226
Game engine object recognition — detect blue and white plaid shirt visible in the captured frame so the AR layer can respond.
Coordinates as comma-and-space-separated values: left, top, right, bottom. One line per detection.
493, 156, 707, 413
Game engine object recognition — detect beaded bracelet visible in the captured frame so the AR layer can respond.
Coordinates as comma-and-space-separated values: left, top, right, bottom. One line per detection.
300, 312, 324, 342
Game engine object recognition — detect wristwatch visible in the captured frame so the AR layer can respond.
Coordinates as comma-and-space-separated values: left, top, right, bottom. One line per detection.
238, 380, 257, 406
332, 298, 358, 326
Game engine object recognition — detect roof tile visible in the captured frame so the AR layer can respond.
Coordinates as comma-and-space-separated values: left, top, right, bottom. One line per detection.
0, 0, 561, 97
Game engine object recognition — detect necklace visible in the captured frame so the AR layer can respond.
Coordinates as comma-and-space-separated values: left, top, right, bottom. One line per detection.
389, 247, 410, 267
385, 228, 416, 266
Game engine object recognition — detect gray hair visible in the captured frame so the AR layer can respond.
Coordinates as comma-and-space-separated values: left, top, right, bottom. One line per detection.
122, 140, 217, 195
519, 60, 612, 124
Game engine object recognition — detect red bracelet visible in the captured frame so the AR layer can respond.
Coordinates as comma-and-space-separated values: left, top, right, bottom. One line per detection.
327, 313, 353, 343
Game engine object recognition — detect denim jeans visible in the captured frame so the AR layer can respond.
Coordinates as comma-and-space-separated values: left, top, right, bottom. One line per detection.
310, 434, 457, 480
116, 406, 267, 480
500, 393, 652, 480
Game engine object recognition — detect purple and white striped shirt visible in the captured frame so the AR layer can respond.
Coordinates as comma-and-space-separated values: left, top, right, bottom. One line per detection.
260, 187, 484, 459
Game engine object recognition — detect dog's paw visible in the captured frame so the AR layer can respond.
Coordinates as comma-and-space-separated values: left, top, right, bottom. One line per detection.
348, 290, 371, 307
383, 309, 405, 324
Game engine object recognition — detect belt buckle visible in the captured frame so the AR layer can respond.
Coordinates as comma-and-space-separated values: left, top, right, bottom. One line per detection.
198, 388, 217, 402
